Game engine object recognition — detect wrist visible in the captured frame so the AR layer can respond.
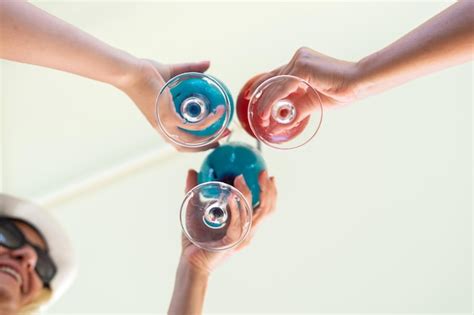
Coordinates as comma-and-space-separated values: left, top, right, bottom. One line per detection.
348, 57, 369, 100
177, 256, 211, 281
168, 257, 209, 315
109, 52, 143, 92
353, 52, 382, 100
339, 61, 366, 102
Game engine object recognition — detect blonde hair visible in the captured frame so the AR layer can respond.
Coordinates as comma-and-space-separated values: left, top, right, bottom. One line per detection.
18, 289, 52, 315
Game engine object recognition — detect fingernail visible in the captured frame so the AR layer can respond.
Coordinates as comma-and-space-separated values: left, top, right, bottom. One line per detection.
244, 88, 251, 99
215, 105, 225, 115
222, 129, 231, 137
236, 174, 245, 183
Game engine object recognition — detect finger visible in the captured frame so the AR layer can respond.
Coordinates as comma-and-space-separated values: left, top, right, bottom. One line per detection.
248, 65, 284, 97
223, 194, 250, 248
251, 176, 273, 228
155, 86, 177, 126
234, 174, 271, 251
168, 60, 211, 78
235, 175, 276, 251
233, 199, 253, 251
219, 128, 232, 139
178, 105, 227, 131
247, 73, 273, 99
267, 176, 278, 215
257, 79, 301, 122
234, 175, 252, 208
198, 105, 227, 130
254, 174, 278, 227
294, 87, 320, 118
185, 169, 198, 193
271, 90, 316, 134
254, 170, 269, 212
253, 174, 273, 227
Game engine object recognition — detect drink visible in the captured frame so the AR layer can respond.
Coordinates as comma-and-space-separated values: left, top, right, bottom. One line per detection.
198, 142, 266, 207
155, 72, 234, 148
180, 142, 266, 251
237, 74, 323, 150
236, 73, 264, 138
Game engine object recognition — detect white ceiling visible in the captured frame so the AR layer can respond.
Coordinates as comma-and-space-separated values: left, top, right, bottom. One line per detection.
1, 1, 471, 314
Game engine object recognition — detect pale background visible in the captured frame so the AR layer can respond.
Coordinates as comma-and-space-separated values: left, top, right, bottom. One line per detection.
0, 1, 472, 314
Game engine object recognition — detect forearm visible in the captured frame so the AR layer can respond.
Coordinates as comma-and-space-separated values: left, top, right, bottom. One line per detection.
168, 258, 209, 315
354, 0, 473, 98
0, 1, 138, 88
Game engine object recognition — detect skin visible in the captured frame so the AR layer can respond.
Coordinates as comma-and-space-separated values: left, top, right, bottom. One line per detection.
168, 170, 277, 315
0, 221, 46, 315
0, 1, 228, 152
246, 0, 474, 136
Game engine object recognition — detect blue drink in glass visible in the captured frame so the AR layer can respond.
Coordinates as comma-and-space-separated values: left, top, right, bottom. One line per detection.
155, 72, 234, 148
198, 142, 266, 207
180, 142, 266, 251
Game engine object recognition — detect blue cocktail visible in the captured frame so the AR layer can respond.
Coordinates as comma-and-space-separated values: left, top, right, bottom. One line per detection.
198, 142, 266, 207
180, 142, 266, 251
155, 72, 234, 148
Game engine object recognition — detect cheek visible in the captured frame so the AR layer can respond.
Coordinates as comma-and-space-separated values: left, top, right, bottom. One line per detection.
0, 279, 21, 309
21, 272, 43, 305
0, 246, 10, 255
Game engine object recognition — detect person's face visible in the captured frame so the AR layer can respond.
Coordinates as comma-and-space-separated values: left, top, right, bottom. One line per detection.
0, 221, 46, 313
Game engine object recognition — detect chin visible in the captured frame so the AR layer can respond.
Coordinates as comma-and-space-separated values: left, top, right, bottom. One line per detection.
0, 285, 20, 315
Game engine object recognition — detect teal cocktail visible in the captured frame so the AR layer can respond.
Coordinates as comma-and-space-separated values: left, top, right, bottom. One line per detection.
155, 72, 234, 148
180, 142, 266, 251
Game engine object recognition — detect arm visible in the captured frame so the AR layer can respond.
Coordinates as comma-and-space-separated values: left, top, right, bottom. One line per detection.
168, 259, 209, 315
168, 170, 277, 315
355, 0, 474, 98
0, 1, 224, 152
0, 1, 137, 89
248, 0, 473, 112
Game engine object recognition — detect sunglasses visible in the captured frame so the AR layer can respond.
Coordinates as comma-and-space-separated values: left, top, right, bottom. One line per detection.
0, 218, 57, 287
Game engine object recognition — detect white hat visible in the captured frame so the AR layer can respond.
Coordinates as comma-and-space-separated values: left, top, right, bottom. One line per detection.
0, 193, 77, 310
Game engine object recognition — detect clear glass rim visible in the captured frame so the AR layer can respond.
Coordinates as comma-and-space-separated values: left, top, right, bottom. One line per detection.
179, 181, 253, 252
247, 74, 323, 150
155, 72, 232, 148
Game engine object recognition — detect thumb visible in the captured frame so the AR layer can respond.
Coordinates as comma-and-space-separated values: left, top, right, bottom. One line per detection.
234, 175, 253, 208
168, 61, 211, 79
185, 169, 199, 193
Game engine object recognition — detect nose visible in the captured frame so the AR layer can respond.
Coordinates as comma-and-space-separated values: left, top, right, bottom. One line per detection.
10, 245, 38, 271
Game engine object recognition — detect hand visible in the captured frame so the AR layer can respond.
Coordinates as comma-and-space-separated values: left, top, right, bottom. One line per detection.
249, 47, 360, 108
179, 169, 277, 275
245, 47, 360, 139
120, 59, 230, 152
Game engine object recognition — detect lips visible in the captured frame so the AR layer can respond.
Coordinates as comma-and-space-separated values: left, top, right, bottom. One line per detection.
0, 265, 23, 286
0, 263, 25, 292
